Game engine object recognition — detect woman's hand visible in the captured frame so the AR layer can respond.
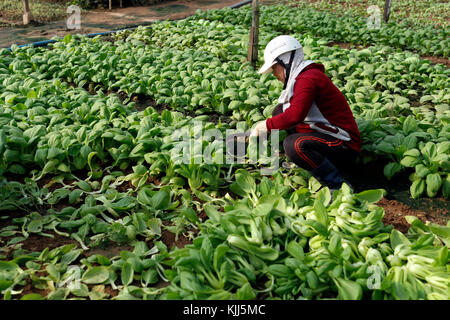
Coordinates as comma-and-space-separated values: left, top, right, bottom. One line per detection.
250, 120, 268, 137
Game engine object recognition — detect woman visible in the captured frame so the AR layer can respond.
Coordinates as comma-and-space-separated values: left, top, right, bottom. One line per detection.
250, 35, 361, 190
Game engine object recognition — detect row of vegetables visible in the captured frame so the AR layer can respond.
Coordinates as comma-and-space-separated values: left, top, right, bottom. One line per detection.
1, 173, 449, 299
198, 5, 450, 57
291, 0, 449, 28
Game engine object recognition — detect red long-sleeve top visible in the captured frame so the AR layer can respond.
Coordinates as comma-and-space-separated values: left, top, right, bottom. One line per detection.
266, 63, 361, 153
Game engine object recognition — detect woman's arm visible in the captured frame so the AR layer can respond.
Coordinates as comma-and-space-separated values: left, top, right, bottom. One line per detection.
266, 76, 317, 131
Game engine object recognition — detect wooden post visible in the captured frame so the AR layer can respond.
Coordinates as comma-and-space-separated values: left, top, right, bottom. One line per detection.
109, 0, 112, 10
383, 0, 392, 23
22, 0, 33, 25
248, 0, 260, 69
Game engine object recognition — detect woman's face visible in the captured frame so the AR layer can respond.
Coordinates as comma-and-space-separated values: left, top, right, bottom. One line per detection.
272, 63, 285, 83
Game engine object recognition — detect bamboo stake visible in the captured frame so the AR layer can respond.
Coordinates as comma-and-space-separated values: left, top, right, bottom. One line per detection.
248, 0, 260, 69
22, 0, 33, 25
383, 0, 392, 23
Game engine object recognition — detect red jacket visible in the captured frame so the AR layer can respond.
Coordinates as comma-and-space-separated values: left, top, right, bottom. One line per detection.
266, 63, 361, 153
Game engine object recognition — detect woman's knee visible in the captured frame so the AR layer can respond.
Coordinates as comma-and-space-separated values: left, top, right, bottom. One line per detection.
283, 135, 321, 170
282, 135, 300, 159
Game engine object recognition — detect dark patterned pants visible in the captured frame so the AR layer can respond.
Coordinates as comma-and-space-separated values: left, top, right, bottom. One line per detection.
273, 104, 358, 171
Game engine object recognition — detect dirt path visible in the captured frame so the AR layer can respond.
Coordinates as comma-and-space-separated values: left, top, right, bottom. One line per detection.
0, 0, 247, 48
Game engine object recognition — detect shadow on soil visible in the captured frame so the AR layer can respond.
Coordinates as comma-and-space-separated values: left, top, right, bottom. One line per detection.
341, 160, 449, 231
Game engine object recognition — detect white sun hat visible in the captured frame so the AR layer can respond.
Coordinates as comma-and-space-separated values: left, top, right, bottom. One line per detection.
258, 35, 302, 74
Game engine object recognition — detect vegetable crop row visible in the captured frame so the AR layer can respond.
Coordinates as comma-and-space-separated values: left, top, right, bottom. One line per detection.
196, 5, 450, 57
2, 177, 449, 300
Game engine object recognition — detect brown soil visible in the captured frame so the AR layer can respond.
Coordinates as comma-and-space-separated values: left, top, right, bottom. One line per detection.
421, 56, 450, 68
0, 230, 78, 260
131, 94, 169, 113
50, 198, 75, 213
67, 169, 90, 181
103, 285, 120, 298
197, 207, 208, 223
378, 197, 449, 233
85, 243, 134, 259
153, 279, 170, 289
115, 179, 135, 193
2, 172, 28, 184
15, 231, 78, 253
19, 277, 50, 299
327, 41, 367, 51
158, 197, 209, 250
37, 175, 65, 192
148, 175, 162, 186
0, 210, 29, 231
18, 280, 120, 300
105, 89, 128, 103
206, 113, 233, 125
160, 224, 195, 249
128, 92, 233, 124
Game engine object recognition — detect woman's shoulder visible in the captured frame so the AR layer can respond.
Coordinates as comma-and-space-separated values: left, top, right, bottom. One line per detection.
296, 63, 326, 80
